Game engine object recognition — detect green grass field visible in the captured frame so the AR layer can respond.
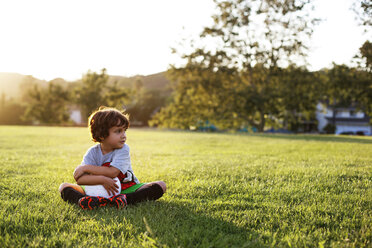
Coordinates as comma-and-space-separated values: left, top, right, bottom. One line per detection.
0, 126, 371, 247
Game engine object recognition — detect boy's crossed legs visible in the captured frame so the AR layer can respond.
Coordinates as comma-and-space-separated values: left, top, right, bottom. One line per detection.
59, 181, 166, 210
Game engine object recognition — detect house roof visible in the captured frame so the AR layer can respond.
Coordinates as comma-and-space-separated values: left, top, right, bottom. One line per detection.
326, 116, 370, 124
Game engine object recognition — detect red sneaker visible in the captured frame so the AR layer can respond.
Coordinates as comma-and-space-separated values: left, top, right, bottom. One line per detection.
78, 196, 109, 210
109, 194, 127, 209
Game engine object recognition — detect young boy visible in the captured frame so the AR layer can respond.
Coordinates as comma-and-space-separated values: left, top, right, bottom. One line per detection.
59, 107, 166, 210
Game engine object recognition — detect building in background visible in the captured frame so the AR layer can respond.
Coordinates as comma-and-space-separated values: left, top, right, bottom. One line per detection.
316, 103, 371, 135
69, 106, 83, 125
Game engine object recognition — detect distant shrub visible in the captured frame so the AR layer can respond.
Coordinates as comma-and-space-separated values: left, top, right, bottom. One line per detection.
0, 101, 28, 125
323, 123, 336, 134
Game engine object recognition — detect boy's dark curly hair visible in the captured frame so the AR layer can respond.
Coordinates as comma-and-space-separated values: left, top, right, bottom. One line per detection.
88, 106, 130, 142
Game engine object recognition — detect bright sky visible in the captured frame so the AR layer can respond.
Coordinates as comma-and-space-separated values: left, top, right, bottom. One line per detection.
0, 0, 369, 81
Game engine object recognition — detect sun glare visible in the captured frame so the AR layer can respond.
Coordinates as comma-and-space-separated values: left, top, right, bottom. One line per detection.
0, 0, 368, 81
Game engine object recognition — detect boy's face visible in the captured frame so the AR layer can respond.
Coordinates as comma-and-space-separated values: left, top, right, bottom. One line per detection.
102, 125, 127, 150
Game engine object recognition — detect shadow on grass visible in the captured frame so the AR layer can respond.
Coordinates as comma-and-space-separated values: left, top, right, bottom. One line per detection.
249, 133, 372, 144
86, 200, 267, 247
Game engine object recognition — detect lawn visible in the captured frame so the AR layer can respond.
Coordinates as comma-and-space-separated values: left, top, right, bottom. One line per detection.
0, 126, 371, 247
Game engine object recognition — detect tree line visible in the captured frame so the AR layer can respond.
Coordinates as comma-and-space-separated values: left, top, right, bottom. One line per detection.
151, 0, 371, 132
149, 62, 371, 133
0, 61, 370, 132
0, 69, 168, 126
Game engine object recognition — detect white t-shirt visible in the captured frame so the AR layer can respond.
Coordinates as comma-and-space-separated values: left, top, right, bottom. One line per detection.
81, 143, 140, 184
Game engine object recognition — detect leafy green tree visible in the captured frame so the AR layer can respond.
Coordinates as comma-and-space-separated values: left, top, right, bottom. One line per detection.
74, 69, 109, 120
322, 64, 372, 125
151, 66, 241, 129
153, 0, 319, 131
355, 68, 372, 120
105, 81, 129, 109
127, 88, 167, 126
358, 40, 372, 72
352, 1, 371, 71
19, 75, 48, 103
350, 2, 372, 121
275, 66, 320, 132
74, 69, 130, 120
23, 82, 70, 124
0, 93, 27, 125
352, 0, 371, 29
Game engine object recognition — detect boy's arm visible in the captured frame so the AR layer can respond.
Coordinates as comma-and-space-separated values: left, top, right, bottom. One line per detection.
76, 174, 119, 195
74, 165, 120, 181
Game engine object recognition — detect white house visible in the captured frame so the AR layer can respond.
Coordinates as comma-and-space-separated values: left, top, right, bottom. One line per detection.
68, 106, 84, 125
316, 103, 371, 135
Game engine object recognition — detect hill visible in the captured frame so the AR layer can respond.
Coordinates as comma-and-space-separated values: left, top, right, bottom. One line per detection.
108, 71, 172, 92
0, 73, 29, 98
0, 71, 172, 99
0, 73, 49, 99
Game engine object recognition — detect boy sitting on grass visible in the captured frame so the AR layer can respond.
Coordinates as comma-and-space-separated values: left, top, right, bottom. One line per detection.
59, 106, 166, 210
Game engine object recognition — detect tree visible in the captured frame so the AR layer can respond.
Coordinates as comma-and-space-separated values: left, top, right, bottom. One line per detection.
153, 0, 319, 131
352, 1, 371, 72
0, 93, 27, 125
74, 69, 130, 121
358, 40, 372, 72
151, 67, 239, 129
127, 88, 167, 126
352, 0, 371, 29
19, 75, 48, 103
74, 69, 109, 120
23, 82, 70, 124
275, 65, 320, 132
323, 64, 372, 125
355, 68, 372, 121
350, 1, 372, 121
105, 81, 129, 109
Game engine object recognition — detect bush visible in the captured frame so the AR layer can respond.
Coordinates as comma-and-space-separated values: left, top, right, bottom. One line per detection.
323, 123, 336, 134
0, 101, 28, 125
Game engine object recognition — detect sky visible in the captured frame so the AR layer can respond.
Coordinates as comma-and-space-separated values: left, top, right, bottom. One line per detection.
0, 0, 369, 81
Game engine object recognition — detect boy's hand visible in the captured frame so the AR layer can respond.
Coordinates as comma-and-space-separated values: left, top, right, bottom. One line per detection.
73, 165, 86, 181
101, 176, 119, 195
